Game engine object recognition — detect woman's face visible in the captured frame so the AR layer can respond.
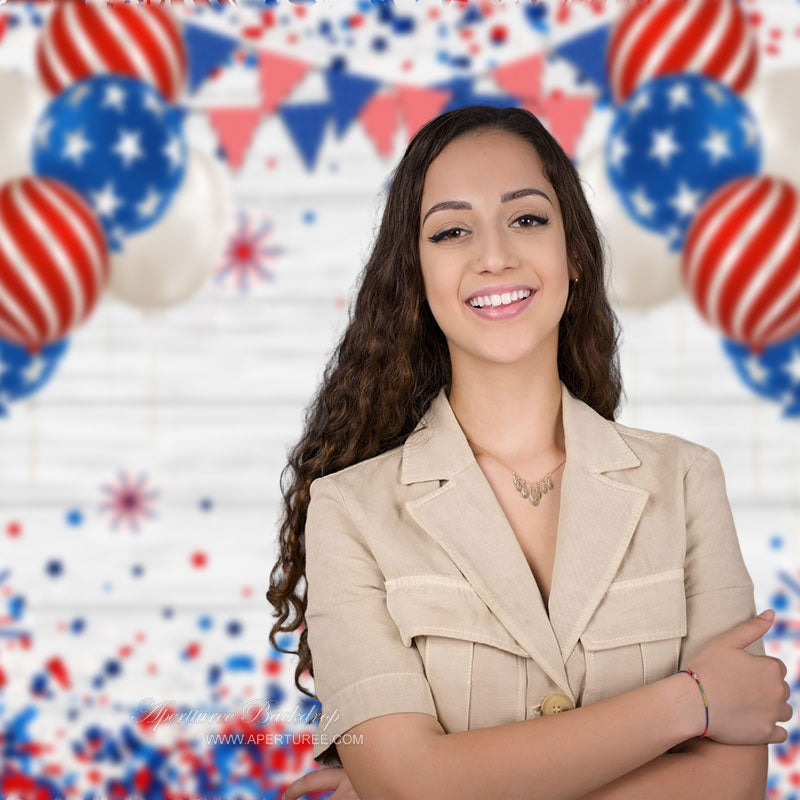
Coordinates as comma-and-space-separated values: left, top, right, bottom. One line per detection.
418, 129, 574, 367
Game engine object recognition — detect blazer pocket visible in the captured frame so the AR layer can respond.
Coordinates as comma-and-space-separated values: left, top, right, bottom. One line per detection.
385, 576, 528, 733
580, 568, 687, 706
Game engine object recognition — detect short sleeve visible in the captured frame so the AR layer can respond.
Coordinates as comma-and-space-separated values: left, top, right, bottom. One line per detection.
678, 447, 765, 673
304, 476, 438, 767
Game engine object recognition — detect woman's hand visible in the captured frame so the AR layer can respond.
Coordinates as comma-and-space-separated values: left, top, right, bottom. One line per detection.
282, 766, 361, 800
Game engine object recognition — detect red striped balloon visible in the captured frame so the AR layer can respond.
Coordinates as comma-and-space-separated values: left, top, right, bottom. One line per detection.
682, 176, 800, 353
607, 0, 758, 106
36, 2, 187, 104
0, 177, 109, 354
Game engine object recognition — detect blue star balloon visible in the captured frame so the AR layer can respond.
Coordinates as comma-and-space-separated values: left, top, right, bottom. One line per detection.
0, 336, 70, 417
32, 75, 188, 253
605, 73, 761, 253
722, 333, 800, 418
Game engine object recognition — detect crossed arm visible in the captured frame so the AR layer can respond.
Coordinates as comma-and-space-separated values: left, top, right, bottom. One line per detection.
575, 738, 768, 800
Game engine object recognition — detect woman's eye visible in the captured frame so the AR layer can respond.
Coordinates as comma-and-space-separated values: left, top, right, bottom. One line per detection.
514, 213, 549, 228
428, 227, 466, 243
427, 214, 549, 243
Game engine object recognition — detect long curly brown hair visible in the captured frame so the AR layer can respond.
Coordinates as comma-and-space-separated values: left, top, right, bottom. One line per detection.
266, 104, 624, 701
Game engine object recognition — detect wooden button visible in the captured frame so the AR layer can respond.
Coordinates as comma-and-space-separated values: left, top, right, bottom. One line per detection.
540, 692, 574, 715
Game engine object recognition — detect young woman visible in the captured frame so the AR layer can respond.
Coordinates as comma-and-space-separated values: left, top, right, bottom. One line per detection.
268, 105, 791, 800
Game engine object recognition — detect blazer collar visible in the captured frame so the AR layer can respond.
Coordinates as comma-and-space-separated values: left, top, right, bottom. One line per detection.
400, 381, 649, 702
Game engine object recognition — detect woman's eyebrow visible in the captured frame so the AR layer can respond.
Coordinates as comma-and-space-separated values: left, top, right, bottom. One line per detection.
422, 187, 553, 225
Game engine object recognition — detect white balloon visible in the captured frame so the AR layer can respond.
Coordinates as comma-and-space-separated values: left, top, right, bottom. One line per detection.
0, 70, 51, 184
744, 67, 800, 184
109, 146, 233, 309
580, 146, 683, 310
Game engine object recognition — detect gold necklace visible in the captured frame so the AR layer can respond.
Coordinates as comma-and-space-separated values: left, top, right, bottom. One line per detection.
467, 439, 566, 508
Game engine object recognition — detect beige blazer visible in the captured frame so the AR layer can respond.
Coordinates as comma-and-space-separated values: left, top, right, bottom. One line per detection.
304, 381, 764, 767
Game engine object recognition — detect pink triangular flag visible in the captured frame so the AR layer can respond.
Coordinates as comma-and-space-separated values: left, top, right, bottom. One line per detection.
258, 51, 311, 115
207, 107, 263, 170
491, 53, 545, 109
540, 90, 595, 157
359, 92, 400, 158
396, 85, 451, 143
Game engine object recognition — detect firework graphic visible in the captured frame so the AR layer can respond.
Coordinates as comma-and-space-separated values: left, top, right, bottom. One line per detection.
215, 210, 281, 294
98, 471, 160, 533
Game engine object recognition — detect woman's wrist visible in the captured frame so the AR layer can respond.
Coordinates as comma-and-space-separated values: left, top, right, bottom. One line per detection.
660, 671, 709, 742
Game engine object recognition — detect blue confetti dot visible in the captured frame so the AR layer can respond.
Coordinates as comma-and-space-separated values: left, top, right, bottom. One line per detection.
198, 615, 213, 631
769, 534, 784, 549
71, 618, 86, 634
226, 620, 242, 636
102, 581, 113, 593
772, 592, 790, 612
199, 497, 214, 512
372, 37, 388, 52
131, 564, 145, 578
104, 659, 121, 678
162, 606, 175, 619
65, 508, 84, 527
46, 559, 63, 577
208, 664, 222, 686
91, 675, 105, 690
302, 210, 316, 224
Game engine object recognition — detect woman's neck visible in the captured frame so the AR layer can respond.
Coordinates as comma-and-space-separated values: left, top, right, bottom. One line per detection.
447, 373, 565, 471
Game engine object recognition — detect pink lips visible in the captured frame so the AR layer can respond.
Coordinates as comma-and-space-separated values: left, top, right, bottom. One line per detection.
465, 289, 536, 320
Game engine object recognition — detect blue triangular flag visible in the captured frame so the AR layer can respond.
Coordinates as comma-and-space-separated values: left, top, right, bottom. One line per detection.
325, 68, 381, 139
550, 23, 614, 107
183, 23, 239, 94
278, 103, 332, 171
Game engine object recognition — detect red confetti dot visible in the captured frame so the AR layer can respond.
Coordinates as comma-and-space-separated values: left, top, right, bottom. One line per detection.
135, 631, 146, 643
147, 662, 158, 675
748, 12, 762, 26
191, 551, 207, 568
6, 521, 22, 537
766, 44, 780, 56
489, 24, 508, 44
401, 59, 414, 72
265, 157, 278, 169
118, 645, 133, 658
769, 27, 782, 39
286, 32, 299, 45
185, 641, 201, 659
241, 586, 253, 598
347, 14, 365, 28
266, 659, 281, 676
261, 10, 276, 29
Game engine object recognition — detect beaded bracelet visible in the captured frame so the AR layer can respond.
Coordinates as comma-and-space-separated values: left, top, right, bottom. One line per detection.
675, 667, 709, 738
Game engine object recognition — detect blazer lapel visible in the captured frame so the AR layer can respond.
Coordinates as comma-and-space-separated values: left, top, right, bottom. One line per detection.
401, 381, 649, 701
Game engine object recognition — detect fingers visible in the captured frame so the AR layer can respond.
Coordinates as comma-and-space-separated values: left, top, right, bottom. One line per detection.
283, 766, 345, 800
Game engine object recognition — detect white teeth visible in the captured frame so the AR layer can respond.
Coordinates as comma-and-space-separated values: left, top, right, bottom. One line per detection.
468, 288, 532, 308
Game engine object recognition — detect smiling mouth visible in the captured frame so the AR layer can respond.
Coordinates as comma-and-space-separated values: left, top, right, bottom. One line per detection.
466, 288, 534, 309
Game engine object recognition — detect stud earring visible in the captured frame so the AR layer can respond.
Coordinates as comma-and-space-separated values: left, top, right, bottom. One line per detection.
566, 276, 579, 312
